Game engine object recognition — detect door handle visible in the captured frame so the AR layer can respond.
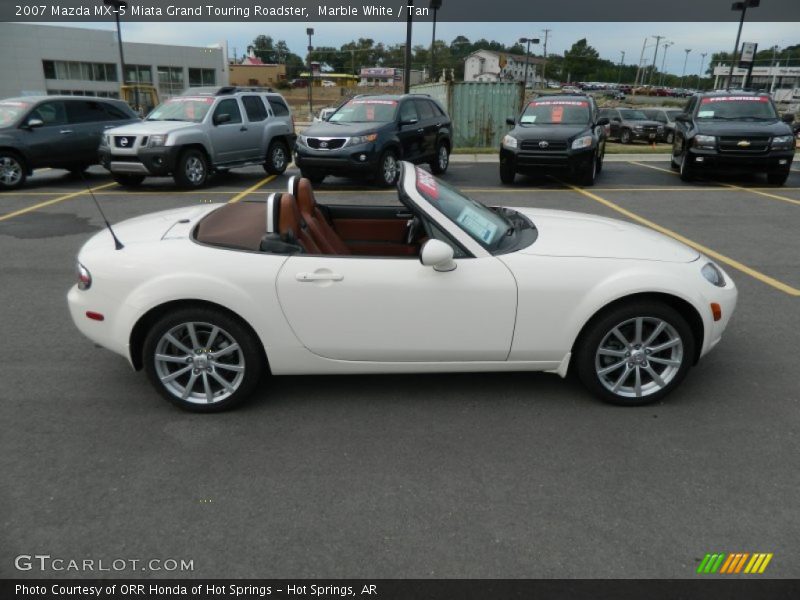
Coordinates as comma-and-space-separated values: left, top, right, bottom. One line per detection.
416, 128, 424, 133
240, 126, 248, 132
60, 129, 73, 134
296, 272, 344, 282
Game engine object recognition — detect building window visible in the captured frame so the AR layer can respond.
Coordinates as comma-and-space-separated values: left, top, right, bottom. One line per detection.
42, 60, 117, 82
158, 66, 185, 95
125, 64, 153, 84
188, 68, 216, 86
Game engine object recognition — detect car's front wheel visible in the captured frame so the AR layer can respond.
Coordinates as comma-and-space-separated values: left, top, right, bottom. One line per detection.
575, 301, 695, 406
0, 151, 27, 191
143, 307, 264, 412
430, 141, 450, 174
375, 149, 399, 187
620, 129, 632, 144
767, 169, 790, 186
577, 152, 598, 186
499, 160, 516, 184
264, 139, 289, 175
666, 131, 675, 145
174, 148, 208, 188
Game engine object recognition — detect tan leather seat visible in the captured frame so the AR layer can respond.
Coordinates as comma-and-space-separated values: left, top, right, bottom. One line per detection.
294, 177, 351, 255
275, 192, 321, 254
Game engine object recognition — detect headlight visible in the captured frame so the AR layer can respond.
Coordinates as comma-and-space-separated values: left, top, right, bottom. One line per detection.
694, 134, 717, 149
297, 135, 308, 146
634, 125, 643, 130
101, 134, 110, 147
502, 134, 518, 149
147, 134, 168, 148
771, 135, 795, 150
76, 262, 92, 291
571, 135, 593, 150
701, 262, 726, 287
347, 133, 378, 146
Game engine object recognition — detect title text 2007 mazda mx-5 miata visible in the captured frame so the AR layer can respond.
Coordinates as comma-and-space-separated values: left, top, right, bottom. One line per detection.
68, 163, 737, 411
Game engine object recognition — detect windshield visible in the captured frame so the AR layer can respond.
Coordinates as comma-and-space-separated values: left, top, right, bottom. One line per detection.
146, 96, 214, 122
618, 109, 649, 121
696, 96, 778, 120
328, 99, 398, 123
0, 101, 31, 126
520, 99, 590, 125
413, 167, 510, 250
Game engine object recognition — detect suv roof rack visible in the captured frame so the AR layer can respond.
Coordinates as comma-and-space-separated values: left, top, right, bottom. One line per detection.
181, 86, 275, 96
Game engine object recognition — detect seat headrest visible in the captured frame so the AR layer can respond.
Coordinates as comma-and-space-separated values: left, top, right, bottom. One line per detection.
296, 177, 317, 215
266, 192, 280, 234
287, 175, 299, 198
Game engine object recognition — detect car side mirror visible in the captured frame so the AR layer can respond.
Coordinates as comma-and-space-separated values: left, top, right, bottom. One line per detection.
506, 116, 516, 126
781, 113, 795, 124
25, 118, 44, 129
400, 118, 418, 127
420, 239, 456, 272
214, 113, 231, 125
596, 117, 610, 126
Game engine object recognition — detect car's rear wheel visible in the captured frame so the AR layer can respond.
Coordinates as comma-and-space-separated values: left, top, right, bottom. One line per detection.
679, 151, 695, 182
143, 307, 264, 412
666, 131, 675, 144
620, 129, 632, 144
575, 301, 695, 406
430, 141, 450, 174
300, 169, 325, 184
174, 148, 208, 188
767, 169, 790, 186
264, 139, 289, 175
112, 174, 145, 187
499, 160, 516, 184
376, 149, 399, 187
0, 151, 27, 191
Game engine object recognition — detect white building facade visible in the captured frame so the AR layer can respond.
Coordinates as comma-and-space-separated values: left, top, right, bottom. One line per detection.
712, 64, 800, 102
0, 23, 227, 100
463, 50, 544, 86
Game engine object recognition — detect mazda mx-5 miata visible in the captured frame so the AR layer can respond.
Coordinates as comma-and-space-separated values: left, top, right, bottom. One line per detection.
68, 163, 737, 411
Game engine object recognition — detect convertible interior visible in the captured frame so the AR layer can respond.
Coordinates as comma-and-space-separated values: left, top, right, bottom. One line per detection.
194, 175, 427, 257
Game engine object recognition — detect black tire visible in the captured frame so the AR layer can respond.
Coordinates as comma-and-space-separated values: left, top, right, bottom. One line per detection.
574, 301, 695, 406
596, 145, 605, 174
620, 129, 632, 144
499, 160, 516, 185
112, 174, 145, 187
174, 148, 208, 189
375, 149, 399, 187
300, 169, 325, 185
670, 154, 679, 170
679, 151, 694, 182
766, 170, 790, 186
666, 131, 675, 145
430, 141, 450, 174
143, 307, 265, 413
0, 150, 27, 191
577, 152, 597, 186
264, 139, 289, 175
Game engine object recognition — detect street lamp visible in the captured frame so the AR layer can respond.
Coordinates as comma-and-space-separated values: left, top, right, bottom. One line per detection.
648, 35, 665, 86
617, 50, 626, 84
103, 1, 128, 84
728, 0, 760, 88
699, 52, 708, 89
659, 41, 673, 86
519, 37, 540, 91
680, 48, 692, 88
306, 28, 314, 117
429, 0, 441, 83
404, 1, 414, 93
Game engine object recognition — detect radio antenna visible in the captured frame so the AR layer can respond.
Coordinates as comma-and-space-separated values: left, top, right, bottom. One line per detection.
80, 171, 124, 250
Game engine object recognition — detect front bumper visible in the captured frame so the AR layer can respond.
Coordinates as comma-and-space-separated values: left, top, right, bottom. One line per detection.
500, 145, 595, 174
686, 148, 794, 172
294, 142, 378, 174
99, 146, 181, 177
629, 129, 662, 142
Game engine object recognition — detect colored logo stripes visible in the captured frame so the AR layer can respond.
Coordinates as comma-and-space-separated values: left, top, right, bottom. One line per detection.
697, 552, 773, 574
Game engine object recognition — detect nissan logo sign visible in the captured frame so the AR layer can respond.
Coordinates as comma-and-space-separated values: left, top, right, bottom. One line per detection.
538, 140, 549, 149
120, 137, 129, 147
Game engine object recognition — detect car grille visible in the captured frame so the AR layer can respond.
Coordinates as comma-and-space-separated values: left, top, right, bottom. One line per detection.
718, 136, 770, 153
520, 139, 568, 151
114, 136, 137, 148
635, 125, 660, 134
307, 137, 346, 150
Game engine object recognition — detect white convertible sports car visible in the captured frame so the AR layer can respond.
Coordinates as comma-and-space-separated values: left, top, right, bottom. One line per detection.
68, 163, 737, 411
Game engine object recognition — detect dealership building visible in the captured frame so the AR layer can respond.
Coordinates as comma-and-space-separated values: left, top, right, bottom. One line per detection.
712, 64, 800, 102
0, 23, 228, 101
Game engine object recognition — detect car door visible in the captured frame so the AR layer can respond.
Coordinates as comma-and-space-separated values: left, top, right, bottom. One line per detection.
21, 100, 70, 168
239, 95, 270, 160
607, 109, 622, 138
397, 100, 423, 161
275, 252, 517, 362
414, 99, 438, 159
64, 99, 114, 161
207, 98, 247, 163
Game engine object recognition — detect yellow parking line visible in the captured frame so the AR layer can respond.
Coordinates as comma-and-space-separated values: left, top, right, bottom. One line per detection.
0, 183, 118, 222
562, 182, 800, 297
227, 175, 276, 203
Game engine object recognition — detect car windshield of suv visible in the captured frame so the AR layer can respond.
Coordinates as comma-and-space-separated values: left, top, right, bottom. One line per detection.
520, 99, 590, 125
696, 96, 778, 120
146, 96, 214, 122
618, 109, 649, 121
0, 100, 31, 126
413, 167, 511, 250
328, 99, 398, 123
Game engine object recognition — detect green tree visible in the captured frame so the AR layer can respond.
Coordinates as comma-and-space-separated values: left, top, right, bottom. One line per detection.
563, 38, 599, 82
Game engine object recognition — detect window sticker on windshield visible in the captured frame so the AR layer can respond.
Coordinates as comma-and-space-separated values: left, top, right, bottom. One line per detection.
551, 105, 564, 123
352, 100, 397, 105
416, 168, 439, 200
531, 100, 588, 107
701, 96, 768, 104
1, 101, 30, 107
520, 115, 536, 123
456, 207, 498, 244
697, 110, 714, 118
170, 97, 214, 104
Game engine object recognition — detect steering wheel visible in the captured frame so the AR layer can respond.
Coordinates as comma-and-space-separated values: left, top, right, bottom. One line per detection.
406, 216, 422, 245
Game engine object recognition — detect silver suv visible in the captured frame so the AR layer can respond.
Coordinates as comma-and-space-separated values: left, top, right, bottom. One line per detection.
99, 86, 296, 188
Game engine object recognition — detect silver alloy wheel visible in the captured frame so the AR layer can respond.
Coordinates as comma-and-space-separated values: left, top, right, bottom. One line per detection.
271, 144, 287, 170
0, 156, 23, 187
438, 144, 449, 170
153, 321, 245, 405
185, 156, 205, 184
594, 316, 684, 399
383, 153, 397, 183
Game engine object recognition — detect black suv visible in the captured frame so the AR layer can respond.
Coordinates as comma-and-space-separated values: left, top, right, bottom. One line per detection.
500, 94, 608, 185
294, 94, 452, 186
599, 108, 664, 144
671, 92, 795, 185
0, 96, 139, 190
642, 108, 684, 143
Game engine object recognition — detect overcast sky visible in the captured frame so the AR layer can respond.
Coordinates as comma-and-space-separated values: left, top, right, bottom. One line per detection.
40, 21, 799, 76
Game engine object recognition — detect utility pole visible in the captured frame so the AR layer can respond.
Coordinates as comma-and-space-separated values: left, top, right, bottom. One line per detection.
649, 35, 664, 85
541, 28, 552, 87
680, 48, 691, 87
403, 0, 413, 93
659, 41, 672, 86
306, 28, 314, 117
519, 37, 540, 91
634, 37, 648, 87
728, 0, 760, 88
429, 0, 441, 83
770, 45, 780, 93
617, 50, 625, 84
699, 52, 708, 89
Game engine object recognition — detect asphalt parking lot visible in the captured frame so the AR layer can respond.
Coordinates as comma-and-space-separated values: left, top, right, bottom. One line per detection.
1, 159, 799, 579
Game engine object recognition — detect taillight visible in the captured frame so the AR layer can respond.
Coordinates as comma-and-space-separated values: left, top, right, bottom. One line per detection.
77, 262, 92, 290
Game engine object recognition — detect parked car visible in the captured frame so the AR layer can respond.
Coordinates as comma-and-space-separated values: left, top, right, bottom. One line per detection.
99, 86, 296, 188
598, 108, 664, 144
68, 162, 737, 411
294, 93, 452, 186
500, 94, 608, 185
561, 85, 582, 94
642, 108, 684, 143
0, 96, 139, 190
321, 80, 337, 88
671, 91, 796, 185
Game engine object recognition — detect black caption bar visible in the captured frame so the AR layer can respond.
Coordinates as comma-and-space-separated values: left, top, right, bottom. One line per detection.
2, 0, 800, 22
4, 579, 800, 600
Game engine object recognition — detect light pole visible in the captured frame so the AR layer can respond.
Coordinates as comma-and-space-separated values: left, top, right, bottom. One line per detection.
104, 0, 129, 97
519, 37, 540, 91
429, 0, 441, 83
680, 48, 691, 87
617, 50, 626, 84
699, 52, 708, 89
728, 0, 760, 88
659, 42, 673, 86
403, 0, 414, 93
648, 35, 665, 85
541, 28, 552, 87
306, 28, 314, 117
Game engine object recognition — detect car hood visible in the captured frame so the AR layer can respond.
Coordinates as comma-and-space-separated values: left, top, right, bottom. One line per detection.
694, 119, 792, 136
512, 208, 700, 263
513, 124, 590, 141
105, 120, 197, 135
303, 121, 389, 138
